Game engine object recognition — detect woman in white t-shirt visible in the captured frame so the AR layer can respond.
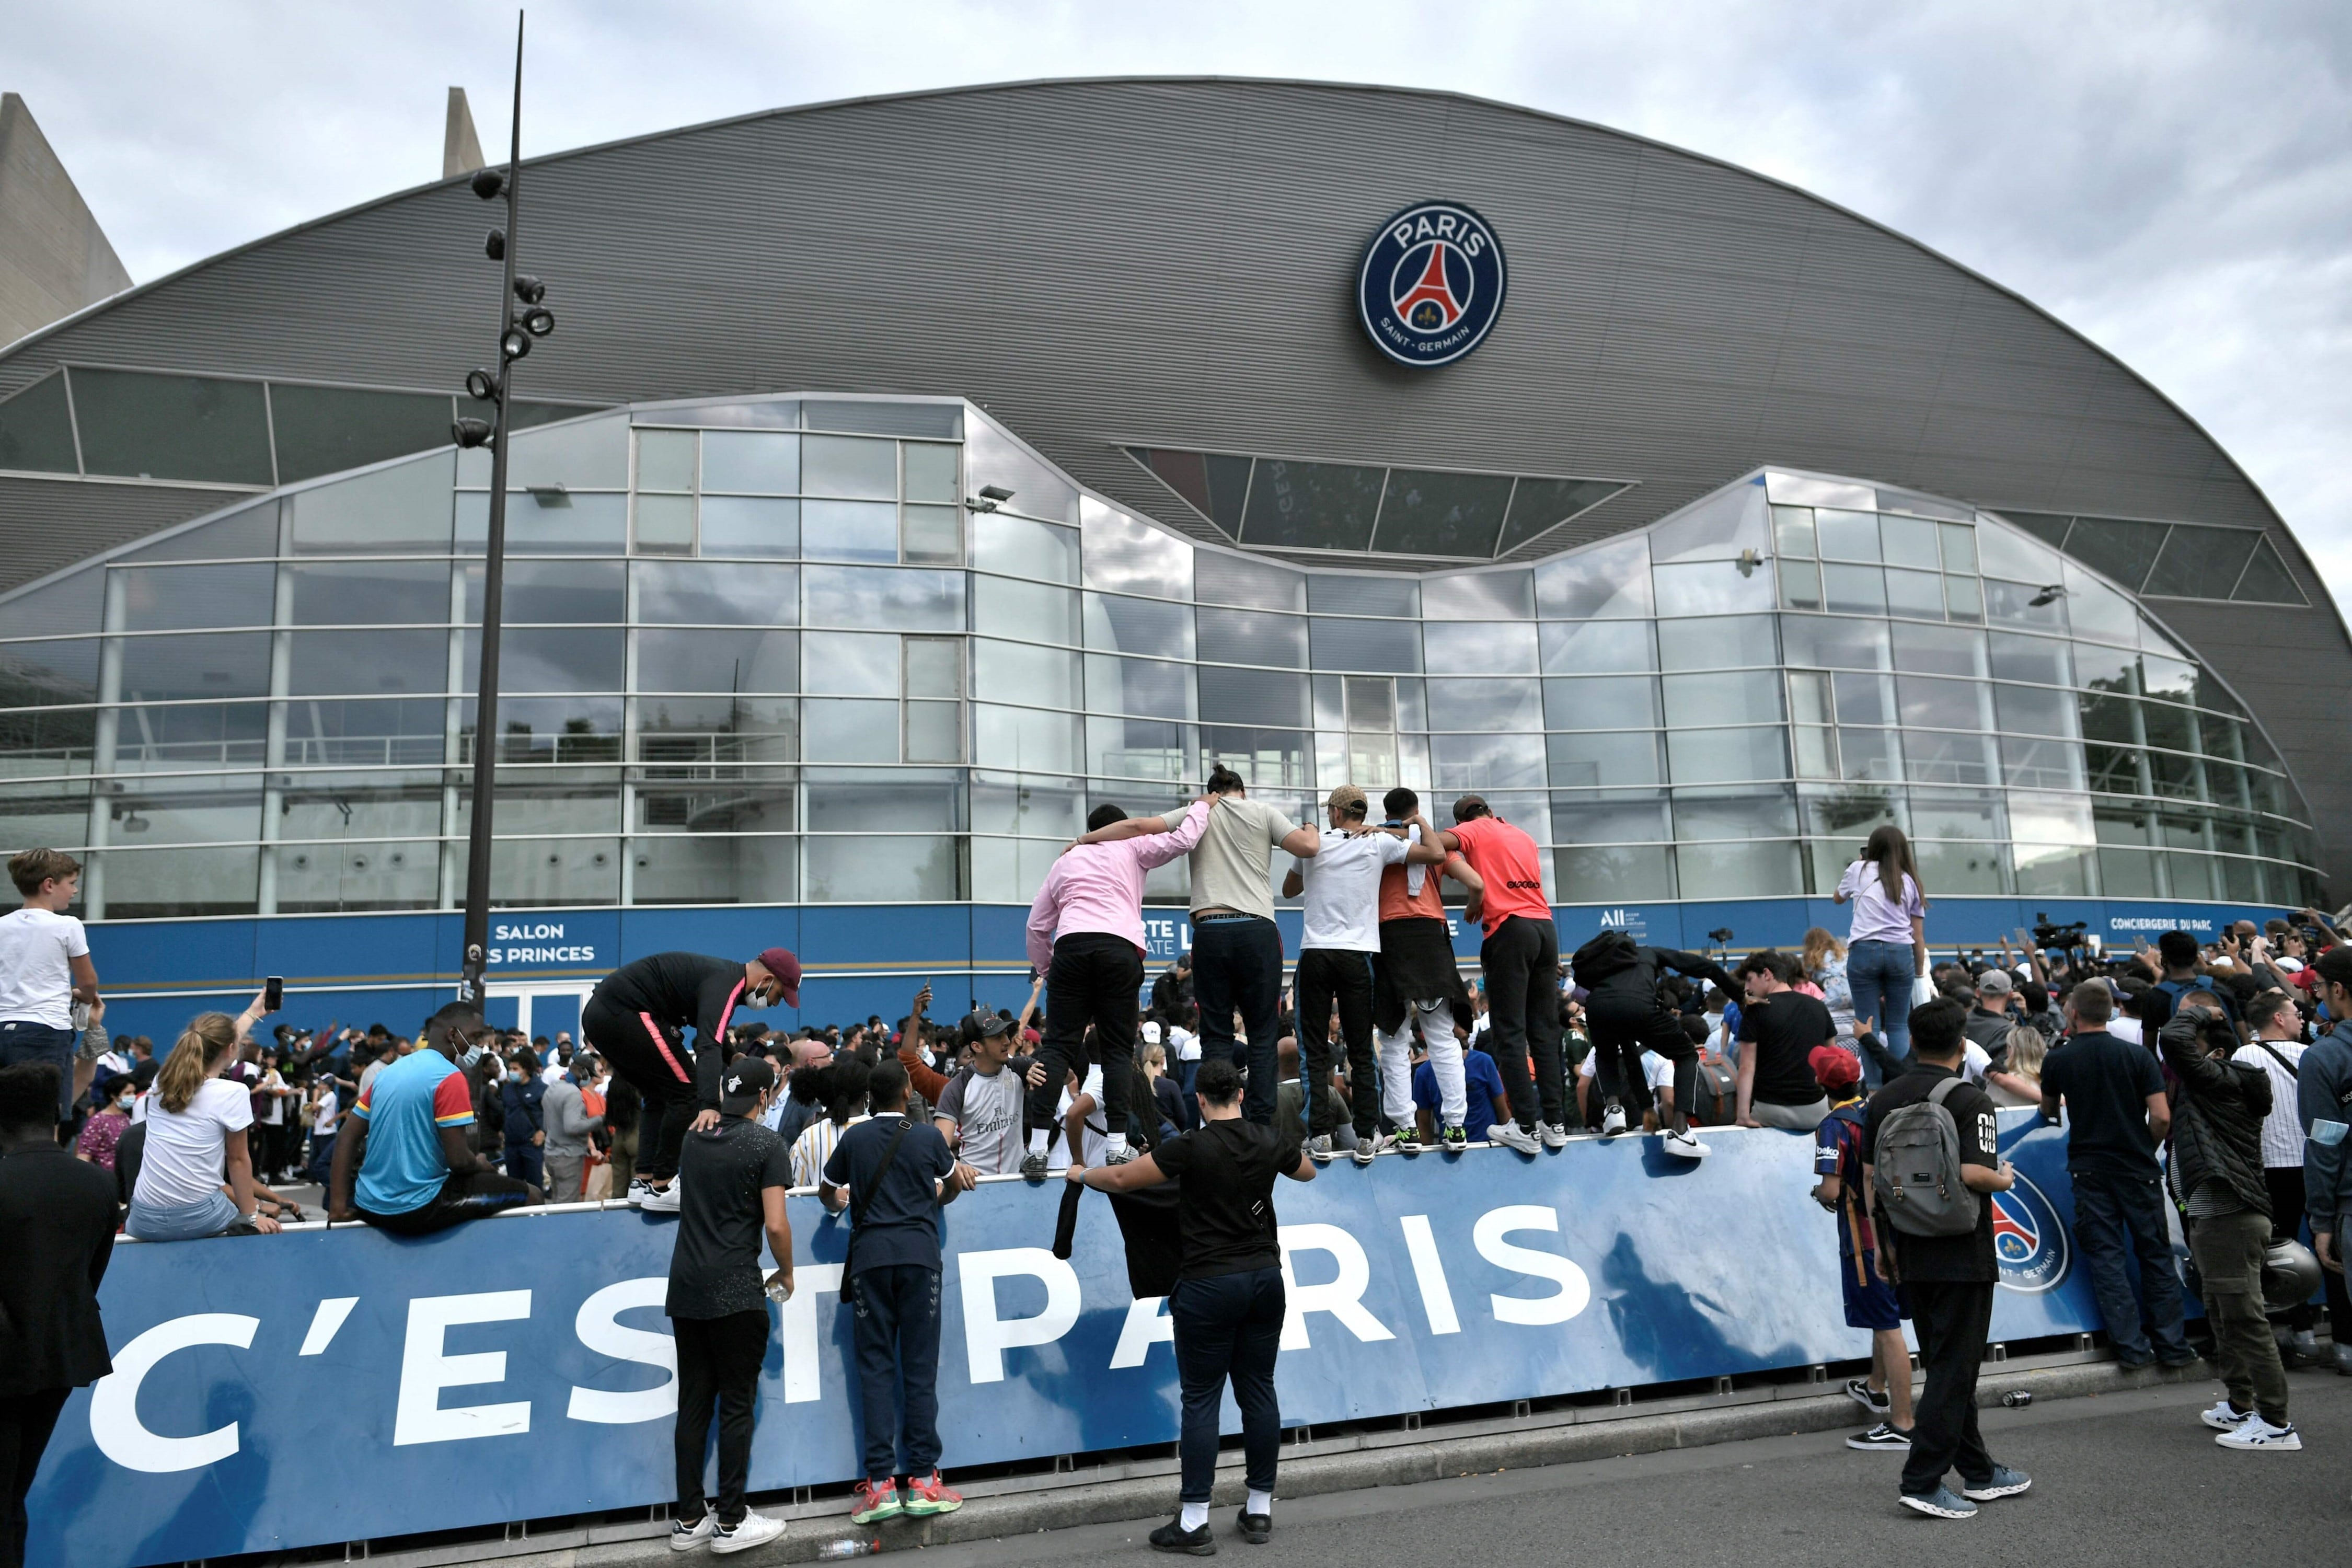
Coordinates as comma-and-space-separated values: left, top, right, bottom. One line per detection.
127, 998, 283, 1241
1831, 826, 1929, 1085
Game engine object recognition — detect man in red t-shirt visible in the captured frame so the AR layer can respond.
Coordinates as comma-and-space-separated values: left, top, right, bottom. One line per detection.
1435, 795, 1565, 1154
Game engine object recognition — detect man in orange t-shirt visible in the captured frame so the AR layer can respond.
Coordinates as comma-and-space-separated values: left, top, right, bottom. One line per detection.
1435, 794, 1564, 1154
1373, 787, 1484, 1151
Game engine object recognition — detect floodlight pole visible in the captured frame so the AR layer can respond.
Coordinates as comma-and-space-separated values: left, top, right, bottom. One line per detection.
458, 12, 527, 1007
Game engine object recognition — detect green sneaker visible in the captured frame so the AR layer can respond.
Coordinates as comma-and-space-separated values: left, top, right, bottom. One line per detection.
849, 1479, 902, 1524
1440, 1125, 1468, 1153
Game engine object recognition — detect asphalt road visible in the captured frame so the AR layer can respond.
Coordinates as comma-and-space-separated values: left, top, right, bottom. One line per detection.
912, 1373, 2352, 1568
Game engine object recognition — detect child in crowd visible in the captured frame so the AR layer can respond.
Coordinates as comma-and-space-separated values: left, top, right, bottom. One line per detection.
1809, 1037, 1916, 1453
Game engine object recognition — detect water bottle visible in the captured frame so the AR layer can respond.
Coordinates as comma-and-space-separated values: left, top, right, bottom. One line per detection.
2000, 1390, 2032, 1408
819, 1540, 879, 1559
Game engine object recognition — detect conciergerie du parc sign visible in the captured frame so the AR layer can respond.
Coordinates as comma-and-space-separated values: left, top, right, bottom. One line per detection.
1356, 201, 1508, 368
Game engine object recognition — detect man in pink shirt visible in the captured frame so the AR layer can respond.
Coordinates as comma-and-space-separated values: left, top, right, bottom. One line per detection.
1021, 797, 1212, 1177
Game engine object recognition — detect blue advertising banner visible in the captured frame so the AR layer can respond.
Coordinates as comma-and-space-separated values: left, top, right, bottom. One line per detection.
29, 1114, 2097, 1568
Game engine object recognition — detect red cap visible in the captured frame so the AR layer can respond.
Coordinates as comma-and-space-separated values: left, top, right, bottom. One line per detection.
756, 947, 801, 1008
1808, 1044, 1862, 1091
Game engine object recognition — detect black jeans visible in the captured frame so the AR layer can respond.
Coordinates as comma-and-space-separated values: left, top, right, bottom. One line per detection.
2070, 1169, 2190, 1363
850, 1264, 943, 1483
1587, 1002, 1697, 1122
1192, 916, 1286, 1125
355, 1168, 537, 1235
1173, 1266, 1285, 1504
584, 997, 697, 1182
1900, 1279, 1997, 1497
1029, 932, 1142, 1140
1294, 948, 1377, 1138
672, 1310, 769, 1527
1, 1389, 67, 1568
1480, 915, 1566, 1131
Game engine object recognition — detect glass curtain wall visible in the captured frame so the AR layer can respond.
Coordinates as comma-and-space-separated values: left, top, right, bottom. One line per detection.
0, 400, 2322, 917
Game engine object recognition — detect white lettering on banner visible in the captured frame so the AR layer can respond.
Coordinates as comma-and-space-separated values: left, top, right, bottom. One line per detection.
486, 945, 598, 966
494, 921, 568, 941
1397, 1215, 1461, 1334
778, 1264, 846, 1403
1109, 1295, 1175, 1369
88, 1313, 258, 1473
1472, 1206, 1591, 1326
567, 1278, 675, 1424
298, 1296, 357, 1356
394, 1290, 533, 1445
959, 1248, 1082, 1383
1277, 1223, 1394, 1349
2108, 916, 2213, 933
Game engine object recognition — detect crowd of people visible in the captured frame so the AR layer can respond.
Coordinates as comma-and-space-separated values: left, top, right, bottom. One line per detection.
2, 771, 2348, 1552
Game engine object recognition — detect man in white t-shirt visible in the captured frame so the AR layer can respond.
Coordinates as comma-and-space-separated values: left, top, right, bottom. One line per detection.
1282, 786, 1441, 1165
0, 848, 100, 1129
932, 1011, 1031, 1177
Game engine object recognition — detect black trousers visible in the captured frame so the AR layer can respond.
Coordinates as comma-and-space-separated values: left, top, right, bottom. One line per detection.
1294, 948, 1377, 1137
1899, 1279, 1997, 1497
355, 1168, 537, 1235
851, 1264, 944, 1483
672, 1310, 769, 1527
584, 997, 697, 1182
1173, 1266, 1285, 1504
1192, 915, 1286, 1125
1029, 932, 1142, 1140
1480, 914, 1566, 1131
1587, 1002, 1697, 1121
1, 1388, 68, 1568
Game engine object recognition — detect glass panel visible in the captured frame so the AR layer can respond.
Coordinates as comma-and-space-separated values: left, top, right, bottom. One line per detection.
1674, 789, 1797, 839
0, 781, 91, 851
1890, 621, 1986, 677
972, 640, 1073, 706
633, 560, 797, 626
99, 847, 260, 918
2139, 653, 2197, 703
973, 705, 1074, 770
904, 700, 963, 764
2010, 843, 2094, 897
1309, 617, 1419, 673
2137, 524, 2251, 599
1497, 477, 1623, 554
1884, 568, 1944, 619
2001, 735, 2086, 790
1546, 731, 1664, 791
1429, 731, 1546, 790
1772, 506, 1816, 559
1662, 671, 1782, 728
1977, 520, 2064, 583
1648, 478, 1767, 563
1543, 675, 1656, 730
459, 698, 621, 763
1653, 559, 1774, 616
271, 384, 455, 483
974, 513, 1080, 585
1789, 670, 1831, 727
1081, 502, 1192, 598
1896, 675, 1992, 731
1128, 447, 1251, 535
1984, 579, 2068, 633
114, 563, 276, 633
1676, 839, 1801, 897
1197, 666, 1308, 728
1988, 631, 2070, 686
971, 417, 1080, 525
1916, 839, 2008, 894
902, 443, 959, 505
635, 428, 697, 493
1425, 677, 1541, 731
2231, 537, 2305, 604
631, 494, 695, 554
1423, 570, 1535, 621
800, 499, 897, 562
1088, 716, 1193, 780
1778, 615, 1888, 671
1422, 619, 1538, 675
2085, 743, 2146, 793
1086, 655, 1195, 719
799, 631, 898, 697
628, 834, 797, 905
1194, 552, 1304, 613
2141, 698, 2197, 754
1553, 796, 1668, 845
799, 435, 898, 500
1658, 614, 1774, 670
2059, 563, 2136, 642
1901, 731, 1997, 786
1238, 458, 1381, 550
804, 401, 958, 439
1832, 671, 1896, 726
1769, 472, 1874, 509
802, 698, 899, 762
1879, 514, 1940, 570
1373, 469, 1513, 557
1779, 558, 1821, 612
117, 632, 271, 701
689, 497, 797, 558
803, 566, 962, 631
0, 373, 77, 473
102, 772, 262, 846
805, 834, 960, 902
276, 774, 443, 851
1344, 676, 1396, 732
502, 415, 629, 491
108, 702, 267, 769
119, 505, 276, 566
1084, 592, 1193, 659
1938, 522, 1978, 573
1198, 606, 1307, 669
1815, 510, 1882, 562
1535, 534, 1651, 618
634, 697, 796, 767
1664, 726, 1786, 785
902, 504, 963, 565
974, 576, 1080, 644
1541, 619, 1655, 674
282, 698, 446, 767
636, 628, 796, 693
285, 629, 446, 695
1943, 576, 1984, 624
289, 453, 453, 554
1309, 574, 1417, 616
2059, 517, 2164, 592
457, 559, 623, 625
1820, 563, 1886, 616
0, 708, 96, 775
1909, 789, 2003, 842
455, 491, 628, 555
458, 628, 622, 693
72, 368, 273, 483
1555, 844, 1675, 903
2165, 849, 2216, 900
283, 560, 444, 627
697, 431, 799, 495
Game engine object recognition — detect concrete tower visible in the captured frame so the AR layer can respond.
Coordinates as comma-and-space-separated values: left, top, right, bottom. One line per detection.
0, 93, 130, 349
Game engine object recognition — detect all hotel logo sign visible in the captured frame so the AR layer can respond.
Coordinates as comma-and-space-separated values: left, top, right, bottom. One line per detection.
1357, 201, 1508, 368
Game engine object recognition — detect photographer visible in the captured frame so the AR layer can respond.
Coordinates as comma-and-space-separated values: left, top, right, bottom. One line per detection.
2160, 999, 2299, 1449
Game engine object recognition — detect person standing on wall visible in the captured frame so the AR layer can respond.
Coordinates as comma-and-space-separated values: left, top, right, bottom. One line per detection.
1570, 929, 1738, 1159
581, 947, 800, 1213
1022, 795, 1212, 1177
1430, 794, 1566, 1154
1834, 827, 1928, 1088
1369, 787, 1482, 1151
1070, 1056, 1317, 1554
1187, 766, 1322, 1126
664, 1057, 792, 1555
0, 850, 99, 1136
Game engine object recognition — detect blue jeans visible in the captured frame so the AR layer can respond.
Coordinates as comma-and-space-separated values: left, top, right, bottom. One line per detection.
0, 1020, 76, 1120
850, 1264, 942, 1483
1844, 940, 1916, 1089
2071, 1169, 2189, 1363
504, 1140, 544, 1186
125, 1190, 244, 1241
1173, 1266, 1285, 1503
1191, 916, 1285, 1125
304, 1132, 337, 1184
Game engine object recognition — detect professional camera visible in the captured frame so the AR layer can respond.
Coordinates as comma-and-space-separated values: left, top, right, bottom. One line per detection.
2030, 912, 2090, 952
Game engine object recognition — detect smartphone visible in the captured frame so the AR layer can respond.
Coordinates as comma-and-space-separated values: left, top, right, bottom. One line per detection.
2012, 927, 2033, 949
264, 975, 283, 1012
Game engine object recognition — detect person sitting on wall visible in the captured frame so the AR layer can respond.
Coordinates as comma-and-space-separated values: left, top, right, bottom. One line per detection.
329, 1001, 540, 1233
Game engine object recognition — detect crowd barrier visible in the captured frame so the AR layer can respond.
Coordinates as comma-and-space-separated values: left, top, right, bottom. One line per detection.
29, 1114, 2099, 1568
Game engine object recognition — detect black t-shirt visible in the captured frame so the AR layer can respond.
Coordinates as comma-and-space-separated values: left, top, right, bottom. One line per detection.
1864, 1065, 2001, 1283
1150, 1117, 1297, 1280
667, 1116, 791, 1319
2038, 1030, 2163, 1179
823, 1113, 955, 1277
1737, 992, 1836, 1106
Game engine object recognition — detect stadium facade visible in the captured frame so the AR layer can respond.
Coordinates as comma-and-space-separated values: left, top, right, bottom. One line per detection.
0, 78, 2338, 1038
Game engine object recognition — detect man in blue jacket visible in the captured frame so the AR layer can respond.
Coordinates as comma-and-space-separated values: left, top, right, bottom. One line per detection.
2301, 946, 2352, 1376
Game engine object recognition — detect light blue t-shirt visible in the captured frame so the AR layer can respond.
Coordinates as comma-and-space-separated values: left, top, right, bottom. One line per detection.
353, 1051, 475, 1215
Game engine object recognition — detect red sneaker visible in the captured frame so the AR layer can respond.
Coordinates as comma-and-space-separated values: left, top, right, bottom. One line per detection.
848, 1479, 902, 1524
900, 1471, 963, 1516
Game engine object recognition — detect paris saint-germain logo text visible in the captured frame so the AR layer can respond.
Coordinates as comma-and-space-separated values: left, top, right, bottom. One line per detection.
1357, 201, 1507, 368
1991, 1172, 2069, 1293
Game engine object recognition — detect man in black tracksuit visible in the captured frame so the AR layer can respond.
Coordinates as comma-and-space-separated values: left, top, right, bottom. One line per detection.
1570, 931, 1737, 1159
582, 947, 800, 1210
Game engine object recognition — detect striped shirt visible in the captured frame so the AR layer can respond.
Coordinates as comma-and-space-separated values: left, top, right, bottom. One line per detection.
2231, 1040, 2307, 1169
791, 1113, 869, 1189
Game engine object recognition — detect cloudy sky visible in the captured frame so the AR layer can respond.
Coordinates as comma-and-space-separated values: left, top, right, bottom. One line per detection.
12, 1, 2350, 604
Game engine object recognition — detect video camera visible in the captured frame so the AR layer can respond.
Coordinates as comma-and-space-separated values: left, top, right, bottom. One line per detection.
2030, 912, 2090, 953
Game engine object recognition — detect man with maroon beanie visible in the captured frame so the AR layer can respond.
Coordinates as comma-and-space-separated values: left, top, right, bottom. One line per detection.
584, 947, 800, 1212
1434, 795, 1565, 1154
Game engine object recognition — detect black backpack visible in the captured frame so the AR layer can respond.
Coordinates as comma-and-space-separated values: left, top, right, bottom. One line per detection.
1572, 930, 1641, 988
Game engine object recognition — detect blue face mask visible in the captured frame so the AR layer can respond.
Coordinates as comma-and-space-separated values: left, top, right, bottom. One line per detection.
458, 1039, 486, 1069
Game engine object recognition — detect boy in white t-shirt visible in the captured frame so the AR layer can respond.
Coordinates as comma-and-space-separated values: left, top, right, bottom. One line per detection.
0, 848, 100, 1127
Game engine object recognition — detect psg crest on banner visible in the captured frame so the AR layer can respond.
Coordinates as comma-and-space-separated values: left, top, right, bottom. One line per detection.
1991, 1172, 2070, 1293
1357, 201, 1507, 368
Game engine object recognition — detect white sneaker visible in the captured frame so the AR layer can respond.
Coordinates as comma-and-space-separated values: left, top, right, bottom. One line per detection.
2214, 1416, 2301, 1451
710, 1509, 786, 1553
636, 1178, 683, 1214
626, 1177, 660, 1206
2199, 1400, 2255, 1432
1539, 1121, 1571, 1149
1354, 1130, 1397, 1166
670, 1514, 716, 1551
1487, 1121, 1540, 1155
1661, 1127, 1711, 1159
1599, 1103, 1629, 1136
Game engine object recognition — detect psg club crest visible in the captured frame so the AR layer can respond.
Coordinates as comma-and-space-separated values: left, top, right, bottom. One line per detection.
1991, 1172, 2069, 1293
1357, 201, 1507, 368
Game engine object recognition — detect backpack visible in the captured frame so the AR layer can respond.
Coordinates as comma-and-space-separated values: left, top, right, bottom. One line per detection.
1571, 930, 1641, 988
1870, 1078, 1981, 1237
1684, 1050, 1737, 1127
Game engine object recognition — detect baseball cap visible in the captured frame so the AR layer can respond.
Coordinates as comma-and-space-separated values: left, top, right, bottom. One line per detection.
1141, 1020, 1163, 1044
720, 1056, 776, 1112
1977, 969, 2014, 995
755, 947, 802, 1007
960, 1008, 1012, 1043
1324, 784, 1368, 820
1807, 1044, 1862, 1091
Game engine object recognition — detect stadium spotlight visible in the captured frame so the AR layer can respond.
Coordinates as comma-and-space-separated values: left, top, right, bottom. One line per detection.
2027, 583, 2068, 607
465, 368, 498, 402
452, 417, 496, 448
500, 326, 531, 360
520, 306, 555, 337
485, 228, 506, 260
513, 274, 546, 304
970, 483, 1016, 513
470, 168, 505, 200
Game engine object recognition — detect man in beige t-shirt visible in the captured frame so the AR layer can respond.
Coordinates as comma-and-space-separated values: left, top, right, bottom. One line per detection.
1189, 765, 1320, 1125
